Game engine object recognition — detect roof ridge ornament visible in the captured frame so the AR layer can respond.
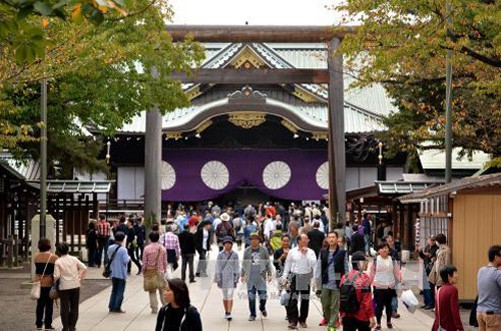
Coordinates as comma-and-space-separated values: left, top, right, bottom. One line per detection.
228, 86, 267, 104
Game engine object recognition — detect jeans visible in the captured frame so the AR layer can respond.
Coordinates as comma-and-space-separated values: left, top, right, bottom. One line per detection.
423, 285, 435, 307
196, 249, 208, 276
248, 284, 267, 317
364, 234, 370, 254
59, 287, 80, 331
109, 278, 126, 311
286, 273, 312, 324
35, 286, 53, 328
181, 254, 195, 281
342, 316, 371, 331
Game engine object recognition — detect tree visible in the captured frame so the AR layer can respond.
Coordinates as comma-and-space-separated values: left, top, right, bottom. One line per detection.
334, 0, 500, 167
1, 0, 205, 174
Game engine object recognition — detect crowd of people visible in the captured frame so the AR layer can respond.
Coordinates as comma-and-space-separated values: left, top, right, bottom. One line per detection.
32, 200, 500, 331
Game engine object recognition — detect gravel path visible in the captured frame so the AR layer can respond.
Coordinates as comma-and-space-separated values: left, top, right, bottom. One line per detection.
0, 273, 110, 331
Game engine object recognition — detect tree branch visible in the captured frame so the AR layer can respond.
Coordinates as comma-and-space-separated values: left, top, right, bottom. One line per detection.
106, 0, 157, 22
459, 45, 501, 68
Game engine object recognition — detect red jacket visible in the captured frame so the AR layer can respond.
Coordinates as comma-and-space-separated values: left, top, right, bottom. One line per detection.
432, 283, 464, 331
340, 270, 374, 322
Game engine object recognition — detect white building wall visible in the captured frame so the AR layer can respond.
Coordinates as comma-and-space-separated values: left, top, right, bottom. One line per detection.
117, 167, 144, 201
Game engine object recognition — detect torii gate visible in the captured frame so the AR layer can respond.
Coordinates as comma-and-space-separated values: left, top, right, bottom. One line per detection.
144, 25, 355, 227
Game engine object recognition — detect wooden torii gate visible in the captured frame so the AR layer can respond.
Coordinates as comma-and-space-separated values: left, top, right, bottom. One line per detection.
144, 25, 355, 226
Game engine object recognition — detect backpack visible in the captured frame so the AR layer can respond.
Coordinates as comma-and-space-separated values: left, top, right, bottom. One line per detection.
340, 271, 362, 313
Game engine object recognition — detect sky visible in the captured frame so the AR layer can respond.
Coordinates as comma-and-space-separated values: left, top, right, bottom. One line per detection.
168, 0, 345, 26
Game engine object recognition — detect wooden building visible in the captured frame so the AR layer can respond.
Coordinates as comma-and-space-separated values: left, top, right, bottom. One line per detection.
96, 42, 407, 207
400, 172, 501, 302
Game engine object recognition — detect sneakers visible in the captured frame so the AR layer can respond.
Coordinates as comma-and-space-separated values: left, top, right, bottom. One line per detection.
248, 315, 256, 321
299, 321, 307, 328
260, 309, 268, 318
224, 312, 232, 321
319, 318, 327, 326
374, 325, 382, 330
387, 322, 394, 329
392, 312, 401, 318
288, 322, 298, 329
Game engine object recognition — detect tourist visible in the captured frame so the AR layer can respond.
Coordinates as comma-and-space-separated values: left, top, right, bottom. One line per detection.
96, 214, 111, 267
244, 216, 258, 248
107, 231, 130, 313
241, 233, 273, 321
274, 234, 291, 278
269, 223, 284, 253
160, 225, 180, 279
34, 238, 58, 330
288, 218, 300, 248
340, 251, 376, 331
476, 245, 501, 331
384, 234, 401, 319
195, 220, 211, 277
178, 224, 197, 283
361, 212, 371, 254
315, 231, 346, 330
134, 217, 146, 260
54, 242, 87, 331
85, 221, 98, 267
215, 236, 240, 320
142, 232, 167, 314
370, 242, 401, 330
282, 233, 317, 329
215, 213, 235, 251
126, 219, 142, 275
307, 221, 325, 258
155, 278, 202, 331
429, 233, 451, 289
418, 235, 439, 310
232, 212, 245, 249
432, 265, 463, 331
350, 225, 365, 255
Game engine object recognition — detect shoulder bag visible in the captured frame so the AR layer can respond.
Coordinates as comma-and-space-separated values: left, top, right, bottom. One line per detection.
143, 246, 166, 291
102, 245, 121, 278
30, 254, 51, 300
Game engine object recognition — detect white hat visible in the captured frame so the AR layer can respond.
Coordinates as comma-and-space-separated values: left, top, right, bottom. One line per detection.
220, 213, 230, 222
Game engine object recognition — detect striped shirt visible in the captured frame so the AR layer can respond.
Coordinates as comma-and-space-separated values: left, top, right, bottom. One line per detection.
160, 232, 180, 258
97, 220, 111, 237
141, 242, 167, 274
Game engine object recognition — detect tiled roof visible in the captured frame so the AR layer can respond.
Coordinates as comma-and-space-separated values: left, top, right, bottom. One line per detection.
0, 151, 40, 181
399, 172, 501, 202
119, 42, 396, 134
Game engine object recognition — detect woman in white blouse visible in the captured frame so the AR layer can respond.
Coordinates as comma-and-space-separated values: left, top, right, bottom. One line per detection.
54, 242, 87, 331
369, 242, 401, 330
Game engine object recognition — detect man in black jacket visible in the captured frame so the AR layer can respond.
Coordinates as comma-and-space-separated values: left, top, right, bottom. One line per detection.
315, 231, 346, 330
178, 224, 197, 283
349, 224, 365, 255
195, 221, 212, 277
307, 221, 325, 258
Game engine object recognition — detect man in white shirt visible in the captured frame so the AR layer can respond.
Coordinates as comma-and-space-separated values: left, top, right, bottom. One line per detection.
282, 234, 317, 329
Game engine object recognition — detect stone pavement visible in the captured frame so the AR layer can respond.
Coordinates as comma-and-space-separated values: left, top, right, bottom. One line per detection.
52, 247, 435, 331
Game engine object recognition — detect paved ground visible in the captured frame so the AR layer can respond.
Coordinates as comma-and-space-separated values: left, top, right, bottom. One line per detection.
0, 246, 476, 331
49, 247, 440, 331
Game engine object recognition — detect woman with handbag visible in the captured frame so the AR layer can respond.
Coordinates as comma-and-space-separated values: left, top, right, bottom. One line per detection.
432, 265, 464, 331
155, 278, 202, 331
142, 231, 167, 314
54, 242, 87, 331
33, 238, 58, 330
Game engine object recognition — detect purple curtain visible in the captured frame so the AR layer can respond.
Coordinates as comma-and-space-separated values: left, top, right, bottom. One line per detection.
161, 148, 328, 201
